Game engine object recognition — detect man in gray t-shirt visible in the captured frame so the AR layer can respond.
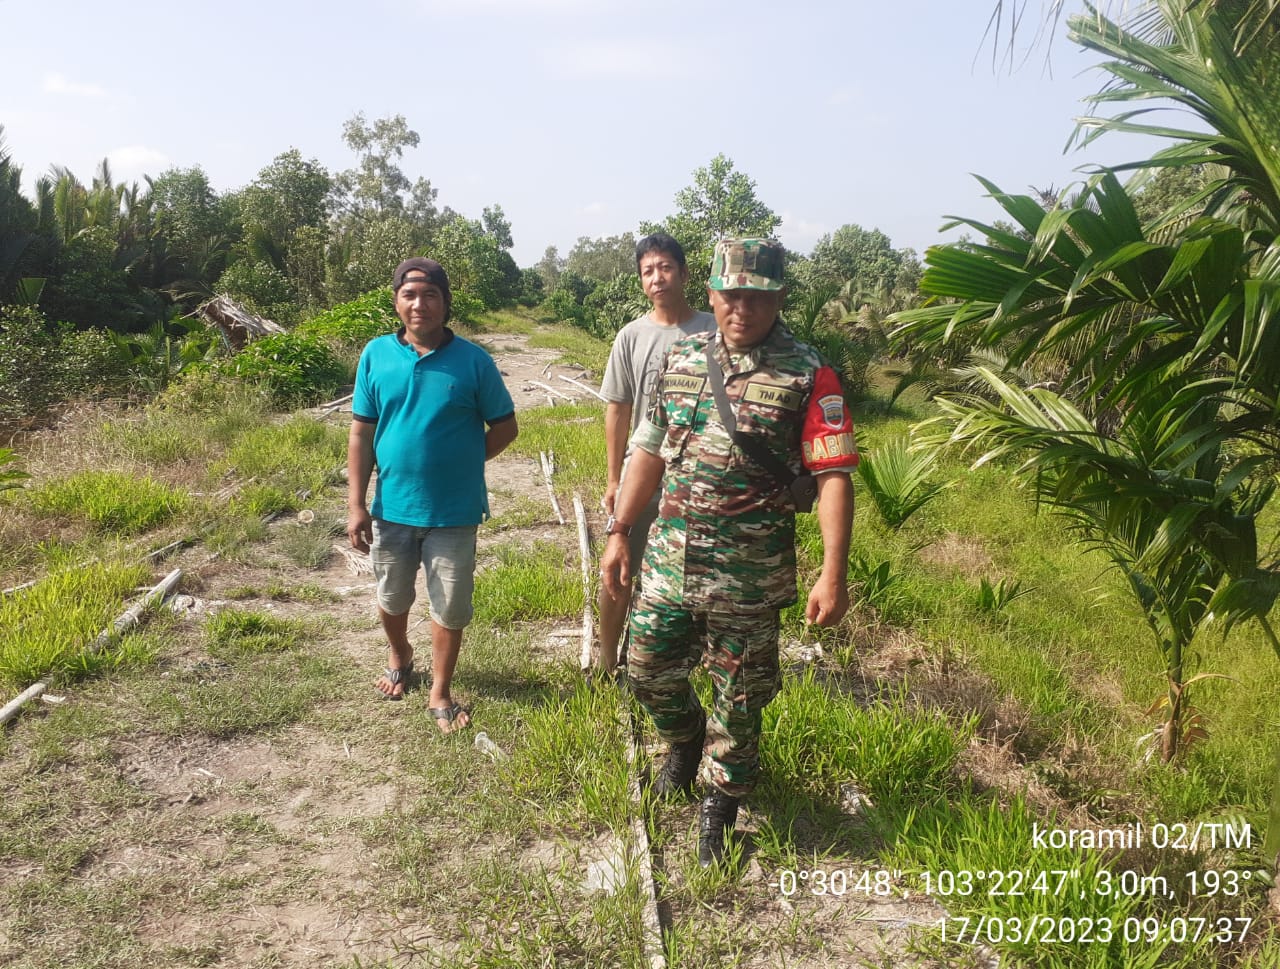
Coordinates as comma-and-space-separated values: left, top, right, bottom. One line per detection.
597, 233, 715, 674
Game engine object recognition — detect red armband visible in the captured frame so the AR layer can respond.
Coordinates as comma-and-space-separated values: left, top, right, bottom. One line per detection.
801, 366, 858, 471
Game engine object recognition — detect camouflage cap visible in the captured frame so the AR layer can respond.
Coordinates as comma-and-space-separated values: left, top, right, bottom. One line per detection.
707, 238, 786, 291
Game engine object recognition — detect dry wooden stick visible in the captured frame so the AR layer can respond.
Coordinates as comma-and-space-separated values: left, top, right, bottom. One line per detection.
531, 380, 575, 401
0, 682, 48, 727
540, 451, 565, 525
319, 392, 354, 413
87, 568, 183, 656
558, 374, 608, 401
573, 494, 594, 672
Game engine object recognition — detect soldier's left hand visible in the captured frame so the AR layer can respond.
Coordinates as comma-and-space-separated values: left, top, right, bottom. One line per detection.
805, 573, 849, 628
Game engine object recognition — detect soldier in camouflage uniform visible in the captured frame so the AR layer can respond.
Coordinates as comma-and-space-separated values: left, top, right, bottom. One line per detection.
600, 238, 857, 865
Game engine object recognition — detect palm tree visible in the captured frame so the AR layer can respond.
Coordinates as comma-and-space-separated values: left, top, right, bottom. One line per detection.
920, 364, 1277, 762
891, 0, 1280, 771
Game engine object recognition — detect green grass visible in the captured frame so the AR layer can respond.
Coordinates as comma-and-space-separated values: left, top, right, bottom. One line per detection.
506, 401, 608, 495
0, 560, 154, 687
472, 307, 537, 336
214, 415, 347, 499
25, 470, 192, 534
275, 518, 340, 569
138, 651, 342, 738
473, 541, 583, 625
203, 608, 312, 656
527, 324, 611, 374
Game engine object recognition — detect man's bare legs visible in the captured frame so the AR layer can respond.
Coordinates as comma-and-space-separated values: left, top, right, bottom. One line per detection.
374, 608, 415, 698
374, 611, 468, 731
428, 620, 470, 733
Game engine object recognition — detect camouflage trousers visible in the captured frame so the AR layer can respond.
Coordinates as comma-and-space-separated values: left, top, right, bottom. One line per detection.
628, 597, 782, 798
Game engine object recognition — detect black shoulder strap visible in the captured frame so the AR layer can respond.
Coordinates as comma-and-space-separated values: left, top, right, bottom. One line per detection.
704, 343, 797, 485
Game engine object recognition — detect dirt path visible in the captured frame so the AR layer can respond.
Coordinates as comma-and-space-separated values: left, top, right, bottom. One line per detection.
0, 332, 954, 969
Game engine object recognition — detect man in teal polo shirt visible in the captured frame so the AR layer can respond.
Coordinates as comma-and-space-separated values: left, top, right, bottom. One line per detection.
347, 257, 518, 731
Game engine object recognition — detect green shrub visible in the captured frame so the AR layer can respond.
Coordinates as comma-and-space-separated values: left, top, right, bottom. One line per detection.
449, 287, 485, 325
26, 470, 191, 534
60, 328, 134, 396
295, 288, 397, 350
583, 272, 647, 337
0, 305, 65, 420
216, 260, 300, 325
212, 332, 347, 407
0, 448, 28, 492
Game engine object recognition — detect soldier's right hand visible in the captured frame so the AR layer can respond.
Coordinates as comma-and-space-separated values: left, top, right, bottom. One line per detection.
600, 534, 630, 600
602, 482, 619, 516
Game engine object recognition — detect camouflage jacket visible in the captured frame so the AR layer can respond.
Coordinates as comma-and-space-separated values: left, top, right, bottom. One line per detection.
630, 323, 857, 609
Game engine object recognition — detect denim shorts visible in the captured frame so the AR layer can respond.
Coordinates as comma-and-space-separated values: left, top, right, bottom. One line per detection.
369, 520, 477, 629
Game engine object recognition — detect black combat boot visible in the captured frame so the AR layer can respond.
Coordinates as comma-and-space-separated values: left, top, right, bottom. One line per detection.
650, 718, 705, 799
697, 789, 740, 867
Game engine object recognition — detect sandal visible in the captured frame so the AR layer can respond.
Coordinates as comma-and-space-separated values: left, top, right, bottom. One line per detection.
430, 702, 471, 734
376, 660, 415, 700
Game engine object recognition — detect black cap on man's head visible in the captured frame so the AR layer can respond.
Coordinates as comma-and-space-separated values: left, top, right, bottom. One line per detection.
393, 257, 449, 292
392, 257, 452, 320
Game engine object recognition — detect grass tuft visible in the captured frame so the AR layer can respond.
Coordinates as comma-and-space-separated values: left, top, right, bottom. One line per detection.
26, 470, 191, 534
0, 560, 154, 687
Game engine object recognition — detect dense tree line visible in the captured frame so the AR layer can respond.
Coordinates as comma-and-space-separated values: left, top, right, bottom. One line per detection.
1, 125, 924, 421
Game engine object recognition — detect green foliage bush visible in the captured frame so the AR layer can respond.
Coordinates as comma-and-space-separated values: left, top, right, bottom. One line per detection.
0, 447, 28, 491
217, 259, 300, 325
0, 305, 69, 420
0, 306, 152, 419
449, 287, 485, 325
211, 332, 347, 407
295, 287, 396, 350
583, 272, 647, 337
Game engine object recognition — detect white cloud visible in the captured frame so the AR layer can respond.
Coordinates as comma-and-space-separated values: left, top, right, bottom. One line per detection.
42, 72, 107, 99
108, 145, 170, 181
825, 86, 860, 107
580, 201, 606, 215
778, 211, 828, 251
543, 39, 694, 80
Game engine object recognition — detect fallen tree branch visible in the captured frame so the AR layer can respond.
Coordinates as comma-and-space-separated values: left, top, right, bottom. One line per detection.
558, 375, 608, 402
531, 380, 574, 401
540, 451, 565, 525
573, 494, 594, 672
87, 568, 184, 656
0, 682, 49, 727
319, 393, 354, 414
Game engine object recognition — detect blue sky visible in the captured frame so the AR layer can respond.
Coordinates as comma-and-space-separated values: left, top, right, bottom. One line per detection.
0, 0, 1175, 267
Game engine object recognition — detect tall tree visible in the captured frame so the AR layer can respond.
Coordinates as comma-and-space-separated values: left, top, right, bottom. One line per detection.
645, 154, 781, 292
565, 232, 637, 282
806, 223, 921, 294
481, 204, 514, 251
666, 153, 781, 247
333, 112, 437, 232
238, 149, 332, 263
0, 126, 46, 300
